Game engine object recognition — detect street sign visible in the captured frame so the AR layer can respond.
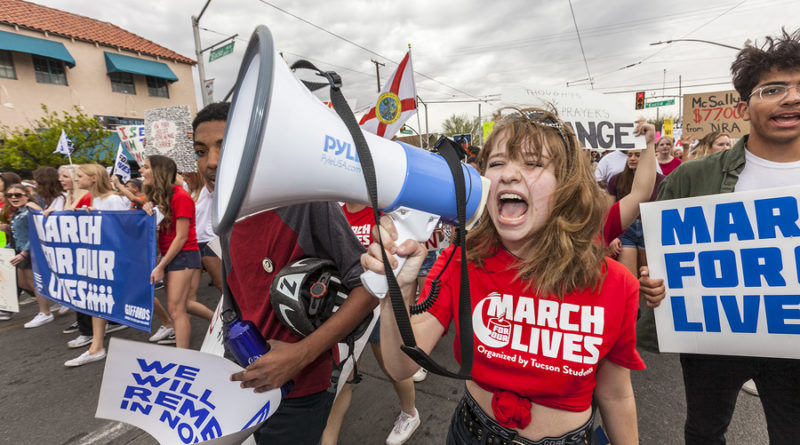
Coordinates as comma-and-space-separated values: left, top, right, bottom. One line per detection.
645, 99, 675, 108
209, 42, 234, 62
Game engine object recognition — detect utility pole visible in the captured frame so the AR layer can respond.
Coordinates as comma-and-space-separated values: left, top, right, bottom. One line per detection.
191, 0, 213, 107
370, 59, 385, 93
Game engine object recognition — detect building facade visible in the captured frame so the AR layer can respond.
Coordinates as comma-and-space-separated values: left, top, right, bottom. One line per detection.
0, 0, 196, 131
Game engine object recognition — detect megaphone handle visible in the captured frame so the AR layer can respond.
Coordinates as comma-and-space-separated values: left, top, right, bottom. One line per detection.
360, 208, 440, 298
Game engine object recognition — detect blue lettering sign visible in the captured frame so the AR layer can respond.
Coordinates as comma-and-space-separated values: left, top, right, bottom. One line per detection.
662, 207, 711, 246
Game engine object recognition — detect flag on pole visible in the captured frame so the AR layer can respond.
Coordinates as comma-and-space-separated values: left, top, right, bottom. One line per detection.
54, 129, 74, 155
112, 144, 131, 183
359, 51, 417, 139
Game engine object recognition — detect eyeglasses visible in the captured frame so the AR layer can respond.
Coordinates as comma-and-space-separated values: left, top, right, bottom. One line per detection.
749, 84, 800, 102
5, 193, 25, 198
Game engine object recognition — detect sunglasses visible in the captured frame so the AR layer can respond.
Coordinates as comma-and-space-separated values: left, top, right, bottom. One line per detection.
5, 193, 25, 198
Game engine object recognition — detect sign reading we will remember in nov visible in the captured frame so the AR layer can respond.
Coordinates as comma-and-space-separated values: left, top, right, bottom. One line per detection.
641, 185, 800, 359
97, 338, 283, 445
28, 210, 157, 331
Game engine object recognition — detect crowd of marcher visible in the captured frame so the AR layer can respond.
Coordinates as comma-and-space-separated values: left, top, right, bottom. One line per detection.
1, 28, 798, 445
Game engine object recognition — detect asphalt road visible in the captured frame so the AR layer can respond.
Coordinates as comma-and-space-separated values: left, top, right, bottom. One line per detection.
0, 276, 769, 445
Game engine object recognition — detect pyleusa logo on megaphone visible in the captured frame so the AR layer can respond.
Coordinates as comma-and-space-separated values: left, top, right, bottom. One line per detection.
212, 25, 488, 243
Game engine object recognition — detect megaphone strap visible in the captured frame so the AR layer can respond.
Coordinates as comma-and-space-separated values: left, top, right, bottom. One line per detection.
290, 59, 474, 380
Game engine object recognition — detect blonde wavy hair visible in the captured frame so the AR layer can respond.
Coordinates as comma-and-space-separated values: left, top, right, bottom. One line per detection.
467, 107, 607, 298
77, 164, 116, 199
143, 155, 178, 229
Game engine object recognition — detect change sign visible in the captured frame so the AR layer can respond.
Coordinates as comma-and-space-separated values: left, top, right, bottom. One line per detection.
641, 185, 800, 359
499, 85, 646, 151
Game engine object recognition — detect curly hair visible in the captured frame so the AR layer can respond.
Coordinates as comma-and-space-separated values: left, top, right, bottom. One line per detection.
732, 28, 800, 101
144, 155, 177, 229
192, 102, 230, 131
466, 107, 607, 298
33, 167, 62, 207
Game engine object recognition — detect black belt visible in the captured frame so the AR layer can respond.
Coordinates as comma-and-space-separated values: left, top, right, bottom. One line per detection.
458, 396, 593, 445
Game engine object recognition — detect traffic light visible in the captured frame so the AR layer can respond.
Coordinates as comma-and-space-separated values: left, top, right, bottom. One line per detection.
635, 91, 645, 110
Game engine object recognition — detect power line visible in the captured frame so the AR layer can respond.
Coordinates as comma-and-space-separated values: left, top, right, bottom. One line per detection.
253, 0, 481, 99
601, 81, 733, 95
568, 0, 593, 89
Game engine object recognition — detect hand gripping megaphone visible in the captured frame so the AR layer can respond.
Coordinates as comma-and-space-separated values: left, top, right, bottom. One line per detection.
212, 25, 488, 295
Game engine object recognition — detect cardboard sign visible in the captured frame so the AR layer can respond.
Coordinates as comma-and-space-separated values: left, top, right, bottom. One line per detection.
28, 210, 157, 331
681, 90, 750, 140
498, 86, 646, 151
641, 186, 800, 359
97, 338, 282, 445
145, 106, 196, 173
0, 248, 18, 313
117, 125, 146, 166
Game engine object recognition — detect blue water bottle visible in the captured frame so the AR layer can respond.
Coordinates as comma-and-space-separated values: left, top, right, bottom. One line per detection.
222, 310, 294, 397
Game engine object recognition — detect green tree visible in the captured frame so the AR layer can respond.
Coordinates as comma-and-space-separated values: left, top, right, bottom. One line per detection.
441, 113, 480, 143
0, 104, 113, 170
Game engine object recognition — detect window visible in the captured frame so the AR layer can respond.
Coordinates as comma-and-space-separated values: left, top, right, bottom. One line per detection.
0, 51, 16, 79
110, 72, 136, 94
33, 55, 67, 85
146, 76, 169, 98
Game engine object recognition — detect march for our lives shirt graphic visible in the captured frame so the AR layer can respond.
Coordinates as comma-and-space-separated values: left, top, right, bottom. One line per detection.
28, 210, 157, 330
641, 185, 800, 359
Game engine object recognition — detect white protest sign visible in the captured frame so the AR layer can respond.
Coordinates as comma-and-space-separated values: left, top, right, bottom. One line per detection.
145, 106, 196, 173
641, 185, 800, 359
97, 338, 282, 445
498, 85, 646, 151
335, 306, 380, 397
117, 125, 146, 166
113, 144, 132, 183
200, 295, 226, 358
0, 248, 18, 313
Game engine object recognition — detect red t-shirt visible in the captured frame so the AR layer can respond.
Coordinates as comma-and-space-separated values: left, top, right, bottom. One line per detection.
422, 246, 645, 412
658, 157, 682, 176
158, 186, 199, 256
341, 204, 375, 247
75, 193, 92, 209
602, 201, 622, 245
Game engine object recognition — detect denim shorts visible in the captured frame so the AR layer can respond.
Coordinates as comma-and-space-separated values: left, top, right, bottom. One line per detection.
418, 250, 438, 277
620, 219, 645, 250
198, 242, 218, 258
165, 249, 202, 272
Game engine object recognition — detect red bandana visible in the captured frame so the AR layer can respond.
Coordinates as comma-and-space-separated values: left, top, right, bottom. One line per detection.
491, 390, 532, 429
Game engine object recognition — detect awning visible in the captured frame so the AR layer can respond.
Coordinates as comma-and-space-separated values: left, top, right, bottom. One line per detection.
104, 52, 178, 82
0, 30, 75, 67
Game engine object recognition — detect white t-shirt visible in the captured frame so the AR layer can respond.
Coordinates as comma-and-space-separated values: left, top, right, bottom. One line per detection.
194, 186, 215, 243
594, 150, 662, 183
91, 194, 131, 211
47, 193, 67, 211
735, 148, 800, 192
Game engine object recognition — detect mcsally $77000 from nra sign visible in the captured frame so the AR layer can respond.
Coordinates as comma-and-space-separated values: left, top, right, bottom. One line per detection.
641, 185, 800, 359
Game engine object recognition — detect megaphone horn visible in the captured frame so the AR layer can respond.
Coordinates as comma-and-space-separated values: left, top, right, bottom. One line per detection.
213, 25, 487, 246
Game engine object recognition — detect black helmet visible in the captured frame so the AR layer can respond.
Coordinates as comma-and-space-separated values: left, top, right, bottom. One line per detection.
271, 258, 372, 340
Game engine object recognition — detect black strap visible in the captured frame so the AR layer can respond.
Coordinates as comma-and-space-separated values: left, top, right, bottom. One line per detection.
290, 60, 472, 379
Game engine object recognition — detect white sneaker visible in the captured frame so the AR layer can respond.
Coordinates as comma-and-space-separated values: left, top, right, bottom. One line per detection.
0, 310, 12, 321
412, 367, 428, 383
24, 312, 54, 328
149, 325, 175, 342
64, 349, 106, 367
18, 293, 36, 306
386, 408, 420, 445
742, 379, 759, 396
105, 323, 128, 334
51, 303, 70, 315
67, 335, 93, 349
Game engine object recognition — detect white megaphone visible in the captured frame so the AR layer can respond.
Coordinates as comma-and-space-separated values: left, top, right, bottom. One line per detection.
213, 25, 489, 296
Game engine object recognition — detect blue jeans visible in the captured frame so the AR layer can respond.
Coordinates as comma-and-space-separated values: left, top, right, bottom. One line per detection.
681, 353, 800, 445
254, 390, 335, 445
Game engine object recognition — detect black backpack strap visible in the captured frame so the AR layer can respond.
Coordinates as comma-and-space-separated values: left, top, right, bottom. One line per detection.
291, 60, 472, 379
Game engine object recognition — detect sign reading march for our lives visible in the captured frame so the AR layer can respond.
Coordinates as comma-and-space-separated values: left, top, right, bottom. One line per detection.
641, 186, 800, 359
97, 338, 283, 445
28, 209, 157, 331
498, 85, 646, 151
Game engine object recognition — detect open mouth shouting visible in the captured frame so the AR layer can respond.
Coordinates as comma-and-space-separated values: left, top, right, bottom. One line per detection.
772, 111, 800, 128
497, 192, 528, 225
